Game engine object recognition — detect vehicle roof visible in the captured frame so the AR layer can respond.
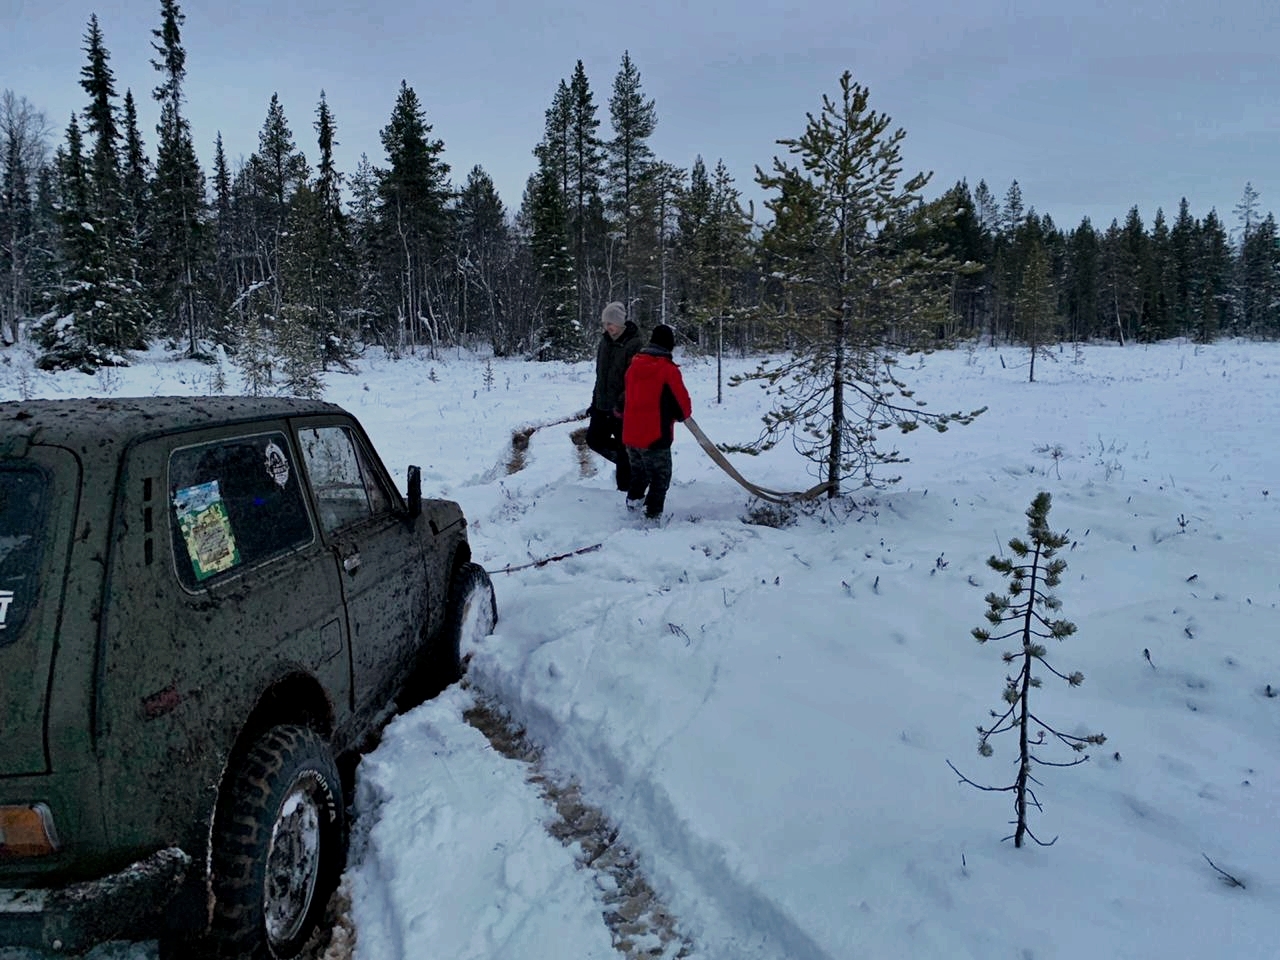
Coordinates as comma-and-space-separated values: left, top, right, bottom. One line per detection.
0, 396, 349, 454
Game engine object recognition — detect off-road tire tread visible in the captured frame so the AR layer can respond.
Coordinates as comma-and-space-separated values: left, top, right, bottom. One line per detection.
206, 724, 343, 959
440, 562, 497, 682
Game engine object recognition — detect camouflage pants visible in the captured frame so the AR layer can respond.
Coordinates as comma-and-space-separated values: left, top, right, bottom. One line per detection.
625, 446, 672, 518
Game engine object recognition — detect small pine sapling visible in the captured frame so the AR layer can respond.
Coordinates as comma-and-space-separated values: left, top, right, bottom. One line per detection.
949, 491, 1105, 847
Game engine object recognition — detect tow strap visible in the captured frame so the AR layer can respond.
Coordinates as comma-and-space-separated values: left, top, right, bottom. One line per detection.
682, 417, 832, 504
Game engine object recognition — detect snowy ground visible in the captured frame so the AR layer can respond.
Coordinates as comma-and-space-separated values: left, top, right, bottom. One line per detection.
3, 336, 1279, 960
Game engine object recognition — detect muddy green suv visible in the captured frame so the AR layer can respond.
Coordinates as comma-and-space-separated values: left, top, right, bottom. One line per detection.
0, 396, 496, 957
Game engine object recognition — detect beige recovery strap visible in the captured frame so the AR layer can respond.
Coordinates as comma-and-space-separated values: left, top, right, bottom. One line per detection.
683, 416, 832, 504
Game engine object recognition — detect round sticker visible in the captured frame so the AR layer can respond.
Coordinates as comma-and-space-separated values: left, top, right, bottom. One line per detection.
264, 441, 290, 488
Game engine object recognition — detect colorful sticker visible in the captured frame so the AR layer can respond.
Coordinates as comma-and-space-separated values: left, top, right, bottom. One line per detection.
264, 440, 290, 489
174, 480, 240, 581
0, 589, 13, 630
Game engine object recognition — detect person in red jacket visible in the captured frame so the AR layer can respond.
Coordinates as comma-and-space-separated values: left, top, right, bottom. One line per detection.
622, 324, 692, 520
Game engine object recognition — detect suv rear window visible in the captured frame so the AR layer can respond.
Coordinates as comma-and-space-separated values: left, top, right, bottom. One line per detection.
0, 463, 46, 643
169, 432, 313, 588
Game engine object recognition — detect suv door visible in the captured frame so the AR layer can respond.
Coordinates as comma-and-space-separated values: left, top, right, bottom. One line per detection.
93, 425, 351, 860
295, 419, 429, 717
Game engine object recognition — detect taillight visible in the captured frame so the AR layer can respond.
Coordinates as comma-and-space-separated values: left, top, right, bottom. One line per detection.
0, 804, 59, 861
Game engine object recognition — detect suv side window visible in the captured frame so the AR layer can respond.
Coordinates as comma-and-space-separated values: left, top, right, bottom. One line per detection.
297, 426, 391, 534
169, 431, 313, 588
0, 463, 46, 643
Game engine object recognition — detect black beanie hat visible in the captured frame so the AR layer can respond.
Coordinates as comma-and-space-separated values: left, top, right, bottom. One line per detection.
649, 324, 675, 351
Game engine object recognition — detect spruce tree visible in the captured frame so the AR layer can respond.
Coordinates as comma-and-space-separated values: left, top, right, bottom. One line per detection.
210, 132, 235, 321
1196, 209, 1232, 341
676, 156, 713, 306
1097, 210, 1147, 345
309, 92, 356, 364
529, 80, 578, 357
1144, 207, 1172, 340
150, 0, 207, 356
277, 93, 356, 370
314, 93, 340, 217
37, 115, 97, 369
566, 61, 605, 330
377, 81, 450, 355
453, 164, 511, 351
1001, 180, 1025, 235
345, 152, 385, 338
951, 491, 1105, 848
1064, 218, 1099, 342
899, 181, 989, 340
605, 51, 656, 308
79, 16, 121, 203
1234, 185, 1278, 336
735, 71, 984, 495
1240, 213, 1280, 336
524, 157, 577, 359
74, 15, 149, 355
119, 89, 152, 315
36, 17, 151, 369
634, 160, 685, 325
249, 93, 309, 311
972, 179, 999, 236
541, 80, 572, 202
1122, 206, 1150, 341
675, 157, 752, 333
1169, 198, 1197, 336
276, 301, 324, 398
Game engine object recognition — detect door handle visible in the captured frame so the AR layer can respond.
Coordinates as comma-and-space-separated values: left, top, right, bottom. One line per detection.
343, 551, 362, 574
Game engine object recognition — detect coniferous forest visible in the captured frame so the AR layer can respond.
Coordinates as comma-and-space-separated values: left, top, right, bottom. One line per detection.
3, 3, 1279, 388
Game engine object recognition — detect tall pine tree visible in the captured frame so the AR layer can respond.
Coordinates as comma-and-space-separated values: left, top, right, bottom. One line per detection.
605, 51, 656, 309
566, 61, 605, 331
452, 164, 511, 351
377, 81, 450, 354
150, 0, 207, 356
248, 92, 309, 312
737, 71, 983, 495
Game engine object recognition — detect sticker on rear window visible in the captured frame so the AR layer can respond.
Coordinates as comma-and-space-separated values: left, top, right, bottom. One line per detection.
264, 440, 290, 489
0, 589, 13, 629
174, 480, 240, 581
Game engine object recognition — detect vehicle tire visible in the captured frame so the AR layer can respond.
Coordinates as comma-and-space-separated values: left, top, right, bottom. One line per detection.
206, 725, 345, 959
440, 561, 498, 683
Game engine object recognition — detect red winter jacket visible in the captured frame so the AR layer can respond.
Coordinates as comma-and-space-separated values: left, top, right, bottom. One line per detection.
622, 348, 692, 450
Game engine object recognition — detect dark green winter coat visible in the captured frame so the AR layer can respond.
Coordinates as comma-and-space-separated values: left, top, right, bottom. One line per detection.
591, 320, 642, 414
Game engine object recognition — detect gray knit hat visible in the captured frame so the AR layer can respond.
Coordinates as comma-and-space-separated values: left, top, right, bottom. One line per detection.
601, 301, 626, 327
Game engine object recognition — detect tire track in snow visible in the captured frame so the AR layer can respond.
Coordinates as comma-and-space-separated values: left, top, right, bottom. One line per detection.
463, 696, 694, 959
470, 684, 840, 960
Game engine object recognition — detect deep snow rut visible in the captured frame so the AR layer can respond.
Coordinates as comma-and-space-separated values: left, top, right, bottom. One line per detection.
463, 696, 695, 959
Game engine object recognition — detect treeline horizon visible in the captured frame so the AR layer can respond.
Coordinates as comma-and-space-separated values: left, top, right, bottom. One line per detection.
3, 0, 1278, 387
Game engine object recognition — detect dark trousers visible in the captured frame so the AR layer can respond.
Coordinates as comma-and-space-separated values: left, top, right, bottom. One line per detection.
586, 409, 630, 490
626, 445, 673, 517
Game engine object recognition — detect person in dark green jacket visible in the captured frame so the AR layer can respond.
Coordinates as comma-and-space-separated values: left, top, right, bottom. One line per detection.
586, 301, 642, 491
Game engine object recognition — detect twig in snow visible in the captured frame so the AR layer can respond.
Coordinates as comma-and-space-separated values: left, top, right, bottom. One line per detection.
1203, 854, 1245, 889
494, 543, 603, 574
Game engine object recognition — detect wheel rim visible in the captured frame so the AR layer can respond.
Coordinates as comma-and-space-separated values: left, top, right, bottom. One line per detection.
263, 772, 325, 947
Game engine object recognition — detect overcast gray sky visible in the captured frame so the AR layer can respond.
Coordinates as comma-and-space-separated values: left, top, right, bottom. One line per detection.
5, 0, 1279, 234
